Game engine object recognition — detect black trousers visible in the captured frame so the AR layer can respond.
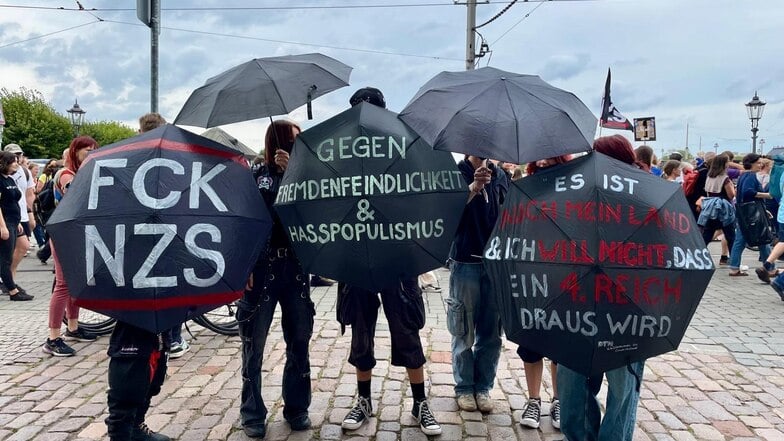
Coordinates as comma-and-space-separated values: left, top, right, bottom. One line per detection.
237, 250, 314, 429
0, 220, 18, 289
106, 351, 167, 441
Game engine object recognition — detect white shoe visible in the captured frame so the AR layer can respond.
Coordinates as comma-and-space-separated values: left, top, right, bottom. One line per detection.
169, 339, 190, 358
456, 394, 477, 411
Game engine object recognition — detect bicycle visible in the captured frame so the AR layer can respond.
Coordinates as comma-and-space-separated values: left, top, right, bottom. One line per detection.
65, 301, 240, 337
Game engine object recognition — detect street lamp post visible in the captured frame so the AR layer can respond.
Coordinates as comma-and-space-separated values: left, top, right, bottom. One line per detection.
713, 142, 719, 154
745, 92, 766, 154
66, 99, 86, 137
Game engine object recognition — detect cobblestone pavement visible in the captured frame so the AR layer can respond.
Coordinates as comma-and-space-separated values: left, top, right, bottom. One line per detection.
2, 243, 784, 440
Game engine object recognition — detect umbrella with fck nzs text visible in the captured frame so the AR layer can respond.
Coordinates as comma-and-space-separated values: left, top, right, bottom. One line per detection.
46, 124, 272, 333
274, 102, 467, 292
482, 152, 714, 377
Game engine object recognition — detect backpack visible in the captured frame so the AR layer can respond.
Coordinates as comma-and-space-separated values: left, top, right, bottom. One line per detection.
769, 155, 784, 201
34, 169, 73, 225
682, 168, 699, 197
34, 177, 57, 225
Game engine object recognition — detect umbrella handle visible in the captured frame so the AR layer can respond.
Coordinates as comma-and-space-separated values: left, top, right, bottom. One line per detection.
307, 85, 317, 120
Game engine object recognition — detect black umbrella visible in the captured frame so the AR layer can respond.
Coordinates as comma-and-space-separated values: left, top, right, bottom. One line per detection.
174, 53, 352, 127
274, 102, 467, 291
47, 125, 272, 334
483, 152, 714, 377
399, 66, 596, 164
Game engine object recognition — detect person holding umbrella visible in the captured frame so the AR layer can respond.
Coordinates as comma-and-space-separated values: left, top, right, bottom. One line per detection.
104, 118, 171, 441
337, 87, 442, 436
557, 135, 646, 441
237, 119, 314, 439
446, 152, 508, 413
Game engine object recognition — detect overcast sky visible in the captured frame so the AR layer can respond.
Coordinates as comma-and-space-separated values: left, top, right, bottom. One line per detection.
1, 0, 782, 159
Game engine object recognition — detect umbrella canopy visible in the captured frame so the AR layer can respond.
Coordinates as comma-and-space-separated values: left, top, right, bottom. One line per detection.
274, 102, 467, 291
174, 53, 352, 127
399, 66, 597, 165
47, 124, 272, 333
200, 127, 257, 160
483, 152, 714, 376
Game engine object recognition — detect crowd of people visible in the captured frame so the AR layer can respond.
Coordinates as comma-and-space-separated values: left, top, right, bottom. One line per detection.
5, 86, 778, 441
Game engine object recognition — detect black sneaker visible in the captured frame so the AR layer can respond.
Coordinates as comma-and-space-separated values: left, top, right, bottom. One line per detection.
64, 327, 97, 342
412, 399, 442, 436
132, 423, 171, 441
9, 291, 34, 301
42, 338, 75, 357
520, 397, 541, 428
310, 275, 335, 287
550, 398, 561, 430
342, 396, 372, 430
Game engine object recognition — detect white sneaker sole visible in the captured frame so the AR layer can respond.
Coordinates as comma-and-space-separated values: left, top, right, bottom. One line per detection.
421, 426, 442, 436
520, 418, 540, 429
341, 419, 367, 431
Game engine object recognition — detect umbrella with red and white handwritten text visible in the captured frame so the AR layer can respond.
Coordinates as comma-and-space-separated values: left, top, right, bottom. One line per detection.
483, 152, 713, 377
46, 125, 271, 333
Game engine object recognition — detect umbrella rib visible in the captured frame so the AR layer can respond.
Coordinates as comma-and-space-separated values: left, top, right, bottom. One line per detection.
505, 81, 594, 161
253, 58, 288, 115
433, 80, 502, 153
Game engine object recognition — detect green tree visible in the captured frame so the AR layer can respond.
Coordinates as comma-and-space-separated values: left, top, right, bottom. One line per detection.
81, 120, 136, 146
0, 87, 72, 158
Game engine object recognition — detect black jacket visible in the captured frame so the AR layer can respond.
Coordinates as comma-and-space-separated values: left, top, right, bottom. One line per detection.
450, 160, 508, 263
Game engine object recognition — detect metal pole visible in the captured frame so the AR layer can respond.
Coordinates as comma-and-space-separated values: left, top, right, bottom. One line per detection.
150, 0, 160, 112
752, 127, 758, 154
465, 0, 477, 70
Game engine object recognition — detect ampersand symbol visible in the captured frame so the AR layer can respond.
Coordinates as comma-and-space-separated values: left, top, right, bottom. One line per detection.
356, 199, 375, 221
484, 236, 501, 260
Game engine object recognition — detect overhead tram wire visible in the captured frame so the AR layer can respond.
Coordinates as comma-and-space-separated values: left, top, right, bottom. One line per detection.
0, 20, 99, 49
490, 0, 550, 45
99, 18, 463, 62
0, 0, 595, 12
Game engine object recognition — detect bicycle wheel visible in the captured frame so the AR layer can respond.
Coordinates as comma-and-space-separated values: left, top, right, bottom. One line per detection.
63, 311, 116, 336
193, 302, 239, 336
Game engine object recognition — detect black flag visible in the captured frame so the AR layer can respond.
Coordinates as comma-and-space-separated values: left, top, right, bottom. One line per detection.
600, 68, 633, 131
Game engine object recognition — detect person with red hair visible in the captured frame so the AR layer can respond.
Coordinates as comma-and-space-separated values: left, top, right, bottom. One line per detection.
43, 136, 99, 357
556, 135, 646, 441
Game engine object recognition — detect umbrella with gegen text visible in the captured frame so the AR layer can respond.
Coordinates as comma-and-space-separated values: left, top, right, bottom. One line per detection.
482, 152, 714, 376
274, 102, 466, 291
46, 125, 272, 333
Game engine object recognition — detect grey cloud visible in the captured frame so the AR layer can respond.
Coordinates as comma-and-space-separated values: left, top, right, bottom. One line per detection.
540, 54, 590, 81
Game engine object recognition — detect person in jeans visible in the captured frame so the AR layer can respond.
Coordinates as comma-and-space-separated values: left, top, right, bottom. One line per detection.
337, 87, 441, 436
729, 153, 773, 276
557, 135, 646, 441
447, 154, 507, 413
237, 120, 314, 439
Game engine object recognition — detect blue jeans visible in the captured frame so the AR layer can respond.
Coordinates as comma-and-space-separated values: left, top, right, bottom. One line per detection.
558, 362, 645, 441
446, 261, 502, 395
729, 223, 771, 270
237, 251, 314, 429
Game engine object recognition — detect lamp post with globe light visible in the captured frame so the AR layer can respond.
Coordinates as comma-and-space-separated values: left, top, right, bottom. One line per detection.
745, 92, 766, 154
66, 99, 86, 137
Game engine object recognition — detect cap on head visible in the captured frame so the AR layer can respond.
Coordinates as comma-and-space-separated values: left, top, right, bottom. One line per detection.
349, 87, 386, 109
3, 144, 23, 155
